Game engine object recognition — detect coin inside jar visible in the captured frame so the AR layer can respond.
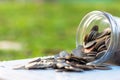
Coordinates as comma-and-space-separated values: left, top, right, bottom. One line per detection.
83, 25, 111, 61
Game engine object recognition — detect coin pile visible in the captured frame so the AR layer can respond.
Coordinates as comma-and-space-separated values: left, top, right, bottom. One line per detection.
14, 50, 111, 72
13, 25, 112, 72
83, 25, 111, 60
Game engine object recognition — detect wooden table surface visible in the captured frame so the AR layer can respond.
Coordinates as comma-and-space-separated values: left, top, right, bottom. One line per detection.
0, 57, 120, 80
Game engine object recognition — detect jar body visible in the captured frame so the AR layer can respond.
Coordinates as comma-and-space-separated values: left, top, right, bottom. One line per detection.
76, 11, 120, 65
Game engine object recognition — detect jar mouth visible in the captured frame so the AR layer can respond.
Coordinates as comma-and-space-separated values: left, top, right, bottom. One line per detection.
76, 11, 118, 65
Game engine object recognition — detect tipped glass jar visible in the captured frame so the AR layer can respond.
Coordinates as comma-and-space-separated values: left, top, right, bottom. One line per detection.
76, 11, 120, 65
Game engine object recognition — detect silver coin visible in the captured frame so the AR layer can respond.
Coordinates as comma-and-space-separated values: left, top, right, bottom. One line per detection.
96, 28, 111, 39
72, 45, 85, 57
84, 40, 96, 49
94, 39, 105, 51
56, 62, 68, 69
105, 37, 110, 48
59, 51, 70, 58
97, 44, 106, 52
64, 65, 84, 72
29, 58, 41, 63
95, 50, 106, 59
73, 64, 94, 70
84, 34, 89, 44
87, 31, 96, 42
94, 66, 111, 70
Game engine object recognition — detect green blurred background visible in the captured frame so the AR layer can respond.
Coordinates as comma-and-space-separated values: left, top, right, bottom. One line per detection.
0, 0, 120, 60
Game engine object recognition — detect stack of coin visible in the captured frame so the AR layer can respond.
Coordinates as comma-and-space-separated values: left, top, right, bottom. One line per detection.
83, 25, 111, 60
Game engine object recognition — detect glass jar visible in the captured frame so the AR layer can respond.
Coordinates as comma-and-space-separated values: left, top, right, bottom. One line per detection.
76, 11, 120, 65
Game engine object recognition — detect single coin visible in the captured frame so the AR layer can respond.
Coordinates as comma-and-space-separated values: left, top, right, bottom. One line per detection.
91, 25, 99, 31
95, 50, 106, 59
84, 40, 96, 49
